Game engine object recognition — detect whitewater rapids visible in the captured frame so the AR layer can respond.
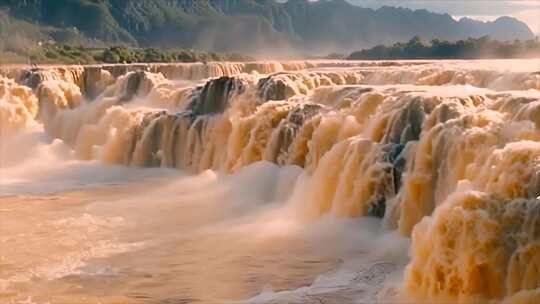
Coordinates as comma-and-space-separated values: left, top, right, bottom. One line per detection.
1, 59, 540, 303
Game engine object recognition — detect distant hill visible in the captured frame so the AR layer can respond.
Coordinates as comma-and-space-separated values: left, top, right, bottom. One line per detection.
0, 0, 535, 57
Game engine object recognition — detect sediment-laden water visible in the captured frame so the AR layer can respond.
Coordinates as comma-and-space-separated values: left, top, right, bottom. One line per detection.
1, 59, 540, 303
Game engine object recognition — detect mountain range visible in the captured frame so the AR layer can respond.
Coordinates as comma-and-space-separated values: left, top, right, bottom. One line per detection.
0, 0, 535, 56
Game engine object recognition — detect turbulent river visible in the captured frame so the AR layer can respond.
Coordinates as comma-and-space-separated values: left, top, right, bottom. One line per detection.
1, 59, 540, 304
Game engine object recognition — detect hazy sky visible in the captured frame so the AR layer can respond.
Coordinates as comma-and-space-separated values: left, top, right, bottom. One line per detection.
346, 0, 540, 34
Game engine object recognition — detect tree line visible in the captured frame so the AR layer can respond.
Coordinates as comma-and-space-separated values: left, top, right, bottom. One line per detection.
2, 43, 253, 64
348, 36, 540, 60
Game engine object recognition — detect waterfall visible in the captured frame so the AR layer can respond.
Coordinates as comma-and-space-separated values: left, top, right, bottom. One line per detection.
2, 59, 540, 303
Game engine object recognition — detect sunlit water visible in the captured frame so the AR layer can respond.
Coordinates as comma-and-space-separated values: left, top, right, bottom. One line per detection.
2, 59, 540, 303
0, 156, 407, 304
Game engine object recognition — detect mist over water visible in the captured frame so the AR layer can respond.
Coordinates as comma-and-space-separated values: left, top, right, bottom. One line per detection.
1, 59, 540, 303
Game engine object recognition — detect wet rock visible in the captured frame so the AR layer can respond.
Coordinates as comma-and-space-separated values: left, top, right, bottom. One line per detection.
257, 75, 296, 101
189, 76, 245, 115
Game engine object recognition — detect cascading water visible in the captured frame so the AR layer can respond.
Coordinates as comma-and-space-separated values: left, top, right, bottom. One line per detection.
1, 59, 540, 303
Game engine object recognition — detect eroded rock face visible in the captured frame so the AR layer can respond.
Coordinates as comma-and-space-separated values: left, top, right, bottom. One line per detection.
257, 75, 297, 101
189, 76, 246, 115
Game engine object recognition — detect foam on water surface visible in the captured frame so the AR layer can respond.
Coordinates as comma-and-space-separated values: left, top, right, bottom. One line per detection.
1, 59, 540, 303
